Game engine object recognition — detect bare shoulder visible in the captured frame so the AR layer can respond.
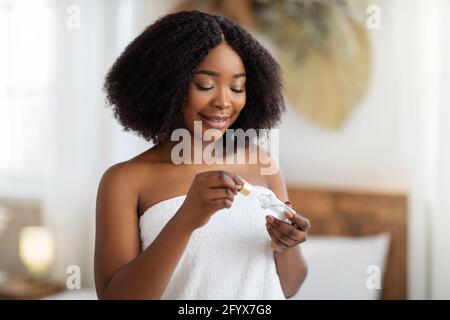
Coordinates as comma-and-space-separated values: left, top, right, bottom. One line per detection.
98, 147, 162, 193
244, 144, 281, 179
247, 144, 288, 202
99, 159, 149, 195
96, 145, 172, 218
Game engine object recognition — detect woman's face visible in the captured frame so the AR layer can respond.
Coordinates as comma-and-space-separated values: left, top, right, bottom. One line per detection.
183, 42, 246, 140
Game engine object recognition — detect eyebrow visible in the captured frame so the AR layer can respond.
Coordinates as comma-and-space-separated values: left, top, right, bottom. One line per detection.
195, 69, 246, 78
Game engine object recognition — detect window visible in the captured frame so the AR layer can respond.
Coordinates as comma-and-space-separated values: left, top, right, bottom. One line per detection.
0, 0, 51, 198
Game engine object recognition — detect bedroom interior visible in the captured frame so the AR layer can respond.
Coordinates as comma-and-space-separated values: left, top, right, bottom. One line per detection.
0, 0, 449, 300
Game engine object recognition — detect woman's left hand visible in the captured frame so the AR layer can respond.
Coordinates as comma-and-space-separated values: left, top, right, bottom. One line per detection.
265, 202, 310, 252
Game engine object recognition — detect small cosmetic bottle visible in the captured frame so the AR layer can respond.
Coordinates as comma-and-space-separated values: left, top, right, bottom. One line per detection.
238, 180, 295, 223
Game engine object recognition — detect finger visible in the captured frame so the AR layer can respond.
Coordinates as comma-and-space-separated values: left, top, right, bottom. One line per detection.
289, 213, 310, 231
269, 216, 304, 242
220, 171, 245, 190
284, 200, 297, 219
282, 201, 298, 221
199, 170, 244, 193
267, 222, 297, 247
266, 224, 289, 251
212, 198, 233, 210
271, 222, 307, 245
208, 171, 240, 194
209, 187, 235, 201
228, 172, 245, 187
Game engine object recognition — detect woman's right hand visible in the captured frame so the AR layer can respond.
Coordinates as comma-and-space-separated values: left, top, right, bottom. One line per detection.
175, 170, 244, 231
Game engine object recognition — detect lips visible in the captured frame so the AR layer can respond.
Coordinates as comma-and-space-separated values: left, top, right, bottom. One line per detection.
199, 113, 231, 130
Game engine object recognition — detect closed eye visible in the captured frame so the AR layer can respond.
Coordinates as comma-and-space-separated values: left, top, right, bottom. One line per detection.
195, 83, 245, 93
195, 83, 213, 91
231, 87, 245, 93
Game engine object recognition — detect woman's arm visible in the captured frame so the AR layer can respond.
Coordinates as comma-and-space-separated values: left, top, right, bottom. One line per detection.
267, 168, 308, 298
95, 165, 242, 299
94, 163, 194, 299
273, 242, 308, 298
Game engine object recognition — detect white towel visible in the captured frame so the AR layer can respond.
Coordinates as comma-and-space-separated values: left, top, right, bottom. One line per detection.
139, 186, 286, 300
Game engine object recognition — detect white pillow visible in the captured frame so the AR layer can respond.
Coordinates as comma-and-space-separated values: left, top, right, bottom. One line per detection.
289, 233, 391, 300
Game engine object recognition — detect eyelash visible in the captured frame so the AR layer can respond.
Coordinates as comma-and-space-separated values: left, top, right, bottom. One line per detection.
194, 83, 244, 93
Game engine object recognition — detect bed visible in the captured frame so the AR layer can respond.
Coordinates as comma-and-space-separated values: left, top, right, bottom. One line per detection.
286, 186, 408, 300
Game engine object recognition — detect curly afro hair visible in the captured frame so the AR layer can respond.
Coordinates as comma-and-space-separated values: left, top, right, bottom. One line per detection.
104, 10, 285, 143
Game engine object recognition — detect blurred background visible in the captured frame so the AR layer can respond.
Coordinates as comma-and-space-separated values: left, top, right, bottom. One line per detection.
0, 0, 449, 300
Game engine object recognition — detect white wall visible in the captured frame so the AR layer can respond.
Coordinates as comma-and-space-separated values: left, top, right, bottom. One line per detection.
432, 0, 450, 300
279, 0, 408, 193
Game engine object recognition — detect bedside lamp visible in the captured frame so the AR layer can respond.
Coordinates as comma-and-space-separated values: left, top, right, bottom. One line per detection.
19, 226, 55, 281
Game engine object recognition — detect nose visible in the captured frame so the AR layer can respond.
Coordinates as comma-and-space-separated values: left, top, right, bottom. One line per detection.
213, 88, 232, 110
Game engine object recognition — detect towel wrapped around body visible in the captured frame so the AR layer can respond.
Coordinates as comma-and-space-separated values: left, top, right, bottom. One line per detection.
139, 186, 286, 300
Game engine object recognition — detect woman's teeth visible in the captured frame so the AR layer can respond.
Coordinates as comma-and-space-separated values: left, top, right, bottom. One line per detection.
200, 114, 229, 129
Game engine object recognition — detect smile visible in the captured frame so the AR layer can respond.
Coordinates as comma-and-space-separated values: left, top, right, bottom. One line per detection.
199, 114, 231, 129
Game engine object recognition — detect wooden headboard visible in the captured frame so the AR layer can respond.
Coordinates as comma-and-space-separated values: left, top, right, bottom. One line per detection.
287, 186, 408, 300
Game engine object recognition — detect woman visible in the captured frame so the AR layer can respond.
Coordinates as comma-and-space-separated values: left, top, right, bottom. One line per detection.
95, 10, 309, 300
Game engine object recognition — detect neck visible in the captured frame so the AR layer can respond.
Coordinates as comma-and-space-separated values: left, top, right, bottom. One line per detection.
157, 135, 234, 165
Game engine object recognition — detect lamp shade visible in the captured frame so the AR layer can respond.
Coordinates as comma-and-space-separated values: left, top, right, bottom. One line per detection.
19, 226, 55, 278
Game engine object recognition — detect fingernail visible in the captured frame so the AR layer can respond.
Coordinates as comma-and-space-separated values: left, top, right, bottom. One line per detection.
285, 211, 294, 219
236, 175, 244, 185
265, 215, 274, 223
